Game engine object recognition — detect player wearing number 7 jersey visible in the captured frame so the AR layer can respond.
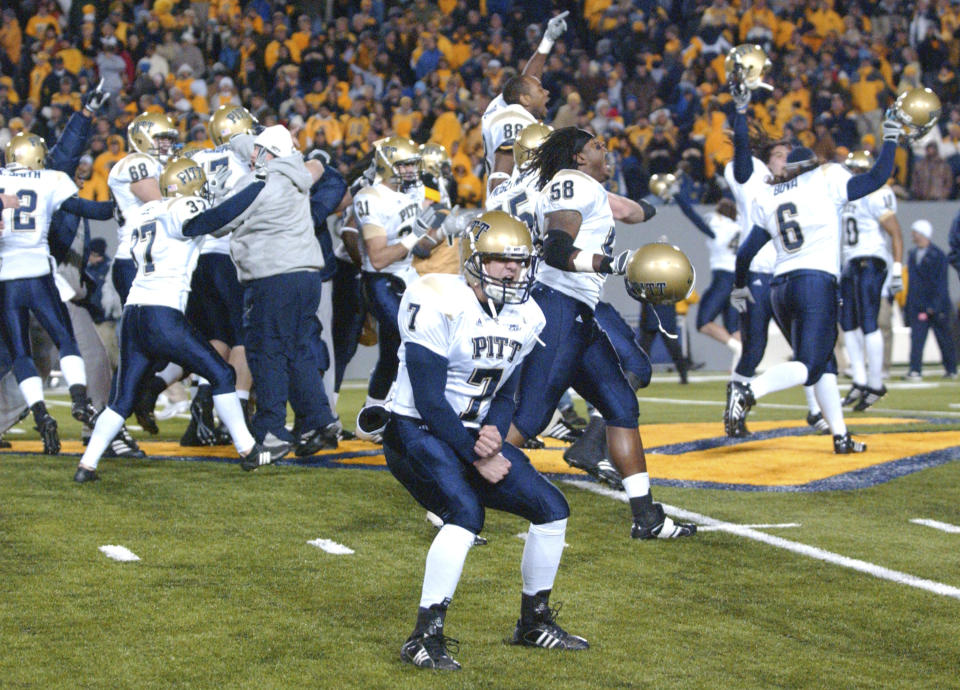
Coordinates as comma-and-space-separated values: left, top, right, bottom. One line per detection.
727, 111, 908, 454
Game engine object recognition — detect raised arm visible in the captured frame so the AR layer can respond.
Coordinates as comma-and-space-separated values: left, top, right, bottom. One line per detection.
675, 195, 715, 238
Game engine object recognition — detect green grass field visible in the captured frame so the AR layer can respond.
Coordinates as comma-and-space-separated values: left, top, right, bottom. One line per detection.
2, 374, 960, 688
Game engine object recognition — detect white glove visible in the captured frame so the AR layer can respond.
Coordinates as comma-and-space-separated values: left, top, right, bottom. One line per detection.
889, 262, 904, 294
82, 79, 110, 114
730, 80, 751, 113
609, 249, 634, 275
539, 11, 569, 52
206, 165, 232, 202
414, 203, 451, 244
882, 109, 905, 144
730, 286, 754, 313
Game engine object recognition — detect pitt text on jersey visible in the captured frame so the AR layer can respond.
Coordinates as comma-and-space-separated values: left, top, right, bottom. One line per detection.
471, 335, 523, 362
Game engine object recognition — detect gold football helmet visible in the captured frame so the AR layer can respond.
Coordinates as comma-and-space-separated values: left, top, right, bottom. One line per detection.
648, 172, 679, 200
374, 135, 422, 190
624, 242, 695, 304
128, 112, 180, 162
419, 142, 451, 178
4, 132, 48, 170
891, 87, 942, 141
461, 210, 537, 304
843, 150, 874, 173
180, 141, 212, 157
513, 122, 553, 169
159, 157, 208, 199
208, 105, 257, 146
724, 44, 773, 91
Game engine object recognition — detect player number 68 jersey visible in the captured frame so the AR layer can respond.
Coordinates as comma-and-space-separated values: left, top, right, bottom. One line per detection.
390, 274, 545, 427
108, 152, 162, 259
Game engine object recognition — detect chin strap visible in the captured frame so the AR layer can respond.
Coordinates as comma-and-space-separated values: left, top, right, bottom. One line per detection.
650, 306, 679, 340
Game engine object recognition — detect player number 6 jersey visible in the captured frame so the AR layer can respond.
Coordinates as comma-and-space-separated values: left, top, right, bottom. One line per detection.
390, 274, 545, 427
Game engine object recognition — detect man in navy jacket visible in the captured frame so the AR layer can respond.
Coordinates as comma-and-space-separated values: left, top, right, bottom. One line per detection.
906, 219, 957, 378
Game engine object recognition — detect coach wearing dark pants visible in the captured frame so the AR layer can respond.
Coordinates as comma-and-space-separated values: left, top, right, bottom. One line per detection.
184, 125, 335, 458
905, 220, 957, 377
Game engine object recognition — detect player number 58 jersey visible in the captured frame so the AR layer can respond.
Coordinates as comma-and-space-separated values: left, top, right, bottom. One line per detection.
123, 195, 208, 311
391, 274, 545, 427
751, 163, 851, 278
840, 185, 896, 266
484, 167, 545, 244
0, 167, 78, 280
537, 169, 614, 309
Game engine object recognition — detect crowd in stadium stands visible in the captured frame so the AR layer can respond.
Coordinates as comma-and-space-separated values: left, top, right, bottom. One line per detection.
0, 0, 958, 205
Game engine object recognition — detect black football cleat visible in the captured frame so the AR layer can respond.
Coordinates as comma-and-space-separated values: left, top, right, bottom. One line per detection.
73, 466, 99, 483
522, 436, 545, 450
511, 596, 589, 651
723, 382, 751, 437
543, 418, 583, 443
0, 435, 10, 449
563, 417, 623, 490
102, 429, 146, 459
806, 412, 831, 435
295, 423, 339, 457
833, 432, 867, 454
853, 385, 887, 412
842, 383, 866, 407
35, 414, 60, 455
400, 604, 461, 670
631, 503, 697, 540
240, 443, 273, 472
71, 398, 99, 427
724, 381, 755, 438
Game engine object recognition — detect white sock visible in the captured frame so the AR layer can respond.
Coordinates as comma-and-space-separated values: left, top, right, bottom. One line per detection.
521, 519, 567, 595
803, 385, 821, 415
236, 388, 250, 401
419, 523, 475, 609
726, 337, 742, 354
729, 372, 750, 384
213, 392, 255, 454
79, 407, 125, 470
751, 361, 808, 399
843, 328, 866, 385
621, 472, 650, 500
159, 363, 184, 386
18, 376, 44, 407
864, 330, 884, 390
195, 376, 210, 387
814, 374, 846, 436
59, 354, 87, 386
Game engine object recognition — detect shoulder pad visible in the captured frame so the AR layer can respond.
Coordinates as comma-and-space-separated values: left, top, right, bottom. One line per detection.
409, 274, 471, 319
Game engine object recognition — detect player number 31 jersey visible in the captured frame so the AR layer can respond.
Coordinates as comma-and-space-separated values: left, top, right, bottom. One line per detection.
391, 274, 545, 427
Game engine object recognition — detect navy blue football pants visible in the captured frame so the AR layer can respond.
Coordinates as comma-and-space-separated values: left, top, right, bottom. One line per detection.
734, 272, 773, 378
361, 271, 404, 401
770, 270, 839, 385
594, 300, 652, 387
840, 257, 886, 334
696, 269, 739, 332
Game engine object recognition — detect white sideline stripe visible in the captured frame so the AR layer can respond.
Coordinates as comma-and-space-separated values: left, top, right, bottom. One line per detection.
563, 479, 960, 600
633, 396, 960, 419
308, 538, 355, 555
515, 532, 569, 547
910, 519, 960, 534
696, 523, 801, 532
99, 544, 140, 562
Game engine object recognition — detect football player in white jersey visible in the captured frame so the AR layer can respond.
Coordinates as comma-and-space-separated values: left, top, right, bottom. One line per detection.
723, 92, 829, 437
352, 136, 452, 441
726, 109, 909, 454
505, 127, 696, 539
385, 211, 587, 671
107, 112, 180, 304
74, 158, 279, 483
0, 133, 116, 454
838, 150, 904, 411
482, 11, 568, 191
674, 193, 742, 359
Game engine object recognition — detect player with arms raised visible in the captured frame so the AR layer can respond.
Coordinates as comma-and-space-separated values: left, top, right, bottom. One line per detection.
386, 211, 587, 671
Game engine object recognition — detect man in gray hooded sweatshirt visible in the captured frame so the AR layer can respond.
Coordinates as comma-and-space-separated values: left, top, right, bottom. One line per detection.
183, 125, 337, 465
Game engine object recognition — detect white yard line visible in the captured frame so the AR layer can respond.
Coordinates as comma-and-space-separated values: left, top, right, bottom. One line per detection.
99, 545, 140, 562
910, 519, 960, 534
307, 538, 355, 554
695, 523, 801, 532
564, 479, 960, 600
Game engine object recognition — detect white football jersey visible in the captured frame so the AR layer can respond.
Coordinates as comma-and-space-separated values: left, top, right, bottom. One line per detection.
108, 152, 162, 259
705, 212, 741, 272
840, 185, 896, 266
724, 158, 776, 274
391, 273, 545, 427
481, 94, 537, 175
123, 194, 208, 311
354, 182, 422, 284
484, 167, 544, 243
751, 163, 851, 278
537, 169, 614, 309
189, 145, 250, 255
0, 167, 78, 280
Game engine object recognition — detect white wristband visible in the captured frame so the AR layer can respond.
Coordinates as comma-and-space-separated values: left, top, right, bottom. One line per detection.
572, 251, 595, 273
892, 261, 902, 276
537, 37, 554, 54
399, 233, 420, 252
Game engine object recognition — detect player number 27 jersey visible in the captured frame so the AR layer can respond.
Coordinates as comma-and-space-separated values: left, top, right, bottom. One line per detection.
390, 274, 545, 428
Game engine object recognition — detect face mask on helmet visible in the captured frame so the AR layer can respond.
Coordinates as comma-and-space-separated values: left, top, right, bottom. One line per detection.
462, 211, 537, 305
128, 112, 180, 163
375, 137, 422, 191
